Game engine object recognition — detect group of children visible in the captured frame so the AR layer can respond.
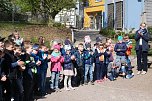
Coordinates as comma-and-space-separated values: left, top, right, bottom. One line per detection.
0, 30, 134, 101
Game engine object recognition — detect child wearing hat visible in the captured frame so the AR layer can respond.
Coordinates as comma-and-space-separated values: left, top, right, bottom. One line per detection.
114, 36, 127, 78
50, 44, 64, 91
63, 45, 76, 91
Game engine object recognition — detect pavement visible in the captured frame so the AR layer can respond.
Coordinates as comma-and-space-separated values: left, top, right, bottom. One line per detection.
38, 31, 152, 101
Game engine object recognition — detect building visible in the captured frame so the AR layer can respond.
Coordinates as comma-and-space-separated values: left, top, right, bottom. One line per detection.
54, 0, 84, 29
83, 0, 105, 30
105, 0, 152, 31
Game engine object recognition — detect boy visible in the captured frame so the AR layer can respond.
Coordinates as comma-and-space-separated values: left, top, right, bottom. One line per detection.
2, 40, 24, 101
22, 43, 37, 101
38, 44, 49, 96
0, 48, 6, 101
83, 44, 94, 85
74, 43, 84, 86
0, 36, 5, 50
31, 44, 41, 96
114, 36, 127, 77
124, 35, 134, 79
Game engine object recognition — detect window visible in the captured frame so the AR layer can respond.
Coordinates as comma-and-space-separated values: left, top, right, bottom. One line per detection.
95, 0, 101, 2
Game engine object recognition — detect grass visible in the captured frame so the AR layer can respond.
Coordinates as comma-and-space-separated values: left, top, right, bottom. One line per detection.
0, 22, 72, 48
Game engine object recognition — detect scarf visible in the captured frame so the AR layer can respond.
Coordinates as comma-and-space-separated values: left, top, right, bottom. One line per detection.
51, 51, 61, 57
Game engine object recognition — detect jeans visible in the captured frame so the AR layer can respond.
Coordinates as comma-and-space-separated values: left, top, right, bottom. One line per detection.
115, 55, 126, 68
0, 83, 2, 101
50, 71, 60, 89
12, 77, 24, 101
39, 70, 47, 95
96, 62, 104, 80
84, 64, 93, 82
115, 55, 126, 73
126, 56, 131, 69
136, 46, 148, 72
23, 78, 33, 101
77, 66, 84, 85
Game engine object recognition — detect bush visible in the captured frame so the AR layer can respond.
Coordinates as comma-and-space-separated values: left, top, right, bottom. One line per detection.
53, 22, 65, 29
128, 34, 135, 39
99, 28, 115, 37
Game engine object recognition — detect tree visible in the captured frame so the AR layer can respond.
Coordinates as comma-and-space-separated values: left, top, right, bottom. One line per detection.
15, 0, 76, 24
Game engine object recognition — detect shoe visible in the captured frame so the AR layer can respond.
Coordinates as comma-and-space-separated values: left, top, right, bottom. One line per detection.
141, 71, 147, 75
64, 87, 70, 91
55, 88, 61, 92
84, 82, 88, 85
90, 81, 94, 85
137, 71, 141, 75
50, 88, 55, 92
69, 87, 75, 90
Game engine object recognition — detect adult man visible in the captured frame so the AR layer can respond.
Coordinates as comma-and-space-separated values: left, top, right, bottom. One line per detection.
135, 23, 150, 75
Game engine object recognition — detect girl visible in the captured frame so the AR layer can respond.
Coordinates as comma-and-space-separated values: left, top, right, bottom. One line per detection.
63, 45, 76, 91
50, 44, 64, 91
13, 30, 23, 46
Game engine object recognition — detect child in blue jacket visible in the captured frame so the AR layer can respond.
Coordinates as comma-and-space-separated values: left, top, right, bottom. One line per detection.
83, 43, 94, 85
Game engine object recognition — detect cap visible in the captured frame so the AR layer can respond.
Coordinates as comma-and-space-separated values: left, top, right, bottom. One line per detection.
118, 36, 123, 41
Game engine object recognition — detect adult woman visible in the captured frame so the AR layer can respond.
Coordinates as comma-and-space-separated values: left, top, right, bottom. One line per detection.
135, 23, 150, 75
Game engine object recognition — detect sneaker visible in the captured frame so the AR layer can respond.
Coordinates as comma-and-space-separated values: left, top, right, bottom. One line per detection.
55, 88, 61, 92
90, 81, 94, 85
64, 87, 70, 91
137, 71, 141, 75
141, 71, 147, 75
84, 82, 88, 85
69, 87, 75, 90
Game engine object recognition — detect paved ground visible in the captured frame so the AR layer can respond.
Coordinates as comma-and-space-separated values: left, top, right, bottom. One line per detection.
39, 31, 152, 101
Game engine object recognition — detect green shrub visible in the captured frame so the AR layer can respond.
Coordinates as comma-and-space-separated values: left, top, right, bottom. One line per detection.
99, 28, 115, 37
127, 34, 135, 39
53, 22, 65, 29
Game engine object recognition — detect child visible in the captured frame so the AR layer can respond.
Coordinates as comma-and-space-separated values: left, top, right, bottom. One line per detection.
114, 36, 127, 77
0, 48, 6, 101
12, 45, 26, 101
74, 43, 84, 86
124, 35, 133, 69
83, 44, 94, 85
94, 43, 105, 83
31, 44, 41, 95
123, 35, 134, 79
0, 36, 5, 50
2, 40, 24, 101
38, 44, 49, 96
12, 30, 24, 46
63, 45, 76, 90
50, 44, 64, 91
22, 43, 37, 101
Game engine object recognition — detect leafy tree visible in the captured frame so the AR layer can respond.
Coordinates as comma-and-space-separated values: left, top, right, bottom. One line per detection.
15, 0, 75, 23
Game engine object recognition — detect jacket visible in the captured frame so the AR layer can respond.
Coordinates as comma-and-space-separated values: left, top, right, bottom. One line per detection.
135, 28, 150, 52
125, 40, 133, 56
114, 42, 127, 56
63, 54, 74, 70
94, 49, 105, 64
38, 50, 49, 70
21, 53, 36, 80
74, 50, 84, 67
50, 56, 64, 72
84, 50, 94, 65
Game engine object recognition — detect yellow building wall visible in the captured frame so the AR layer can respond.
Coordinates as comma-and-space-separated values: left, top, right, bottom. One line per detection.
84, 0, 105, 28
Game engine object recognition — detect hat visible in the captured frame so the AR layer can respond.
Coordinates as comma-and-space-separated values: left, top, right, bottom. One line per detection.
96, 36, 102, 43
64, 45, 71, 51
64, 39, 71, 45
85, 43, 91, 49
118, 36, 123, 41
0, 36, 5, 42
32, 44, 39, 50
53, 44, 61, 51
